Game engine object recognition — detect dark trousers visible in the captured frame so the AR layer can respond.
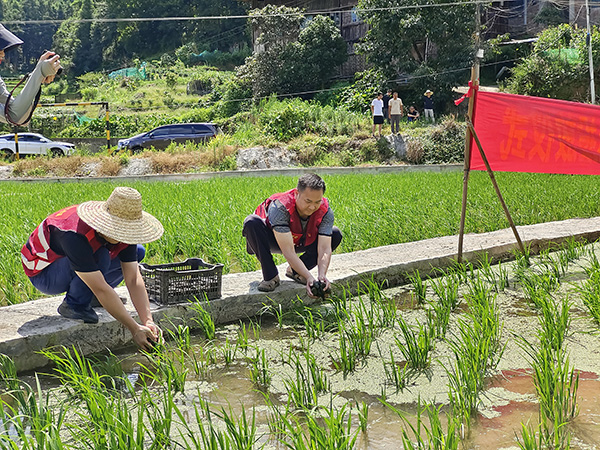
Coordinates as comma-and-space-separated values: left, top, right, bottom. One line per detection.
242, 214, 342, 281
29, 245, 145, 310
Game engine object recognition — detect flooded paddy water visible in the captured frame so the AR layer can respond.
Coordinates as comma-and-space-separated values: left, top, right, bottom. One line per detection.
5, 240, 600, 449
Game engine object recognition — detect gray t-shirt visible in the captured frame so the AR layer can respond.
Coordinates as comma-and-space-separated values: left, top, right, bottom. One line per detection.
267, 200, 334, 236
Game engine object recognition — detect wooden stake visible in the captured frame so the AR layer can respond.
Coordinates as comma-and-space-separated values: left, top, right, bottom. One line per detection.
466, 117, 525, 255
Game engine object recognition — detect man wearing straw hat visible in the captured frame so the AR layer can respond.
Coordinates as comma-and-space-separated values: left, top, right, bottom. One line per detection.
21, 187, 163, 350
0, 24, 61, 125
423, 89, 435, 123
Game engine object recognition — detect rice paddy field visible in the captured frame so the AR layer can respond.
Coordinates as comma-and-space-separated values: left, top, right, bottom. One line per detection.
3, 239, 600, 449
2, 170, 600, 305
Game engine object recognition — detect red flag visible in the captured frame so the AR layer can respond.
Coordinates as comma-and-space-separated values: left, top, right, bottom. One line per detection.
470, 92, 600, 175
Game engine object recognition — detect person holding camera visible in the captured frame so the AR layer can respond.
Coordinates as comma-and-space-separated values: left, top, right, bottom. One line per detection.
242, 173, 342, 298
0, 24, 61, 126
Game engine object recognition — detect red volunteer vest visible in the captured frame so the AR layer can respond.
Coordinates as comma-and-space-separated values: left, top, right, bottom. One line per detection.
255, 189, 329, 247
21, 205, 129, 277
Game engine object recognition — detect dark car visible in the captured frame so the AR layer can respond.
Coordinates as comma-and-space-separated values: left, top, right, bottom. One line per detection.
117, 123, 220, 153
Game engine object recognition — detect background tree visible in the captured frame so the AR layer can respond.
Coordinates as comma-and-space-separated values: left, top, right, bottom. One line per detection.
241, 6, 347, 98
357, 0, 476, 108
504, 24, 600, 102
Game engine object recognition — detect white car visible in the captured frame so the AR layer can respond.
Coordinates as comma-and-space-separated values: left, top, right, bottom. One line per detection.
0, 133, 76, 159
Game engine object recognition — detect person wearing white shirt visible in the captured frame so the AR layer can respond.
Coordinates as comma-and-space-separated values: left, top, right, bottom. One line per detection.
371, 92, 384, 137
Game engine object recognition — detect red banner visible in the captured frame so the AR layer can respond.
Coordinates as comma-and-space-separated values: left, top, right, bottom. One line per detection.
470, 91, 600, 175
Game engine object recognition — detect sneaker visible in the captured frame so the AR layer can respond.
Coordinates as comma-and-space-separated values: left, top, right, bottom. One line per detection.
90, 295, 127, 308
257, 275, 280, 292
57, 300, 99, 324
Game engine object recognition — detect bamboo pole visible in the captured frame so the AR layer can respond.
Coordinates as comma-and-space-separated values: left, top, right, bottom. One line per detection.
466, 117, 525, 255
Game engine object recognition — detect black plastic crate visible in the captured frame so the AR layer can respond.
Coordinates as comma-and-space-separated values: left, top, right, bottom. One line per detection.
139, 258, 224, 305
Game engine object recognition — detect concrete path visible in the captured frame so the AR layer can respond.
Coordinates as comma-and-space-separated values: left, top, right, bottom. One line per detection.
3, 216, 600, 372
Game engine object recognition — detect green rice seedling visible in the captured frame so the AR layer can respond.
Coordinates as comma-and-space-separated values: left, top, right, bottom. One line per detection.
165, 323, 192, 352
141, 348, 188, 393
519, 270, 560, 307
426, 298, 451, 340
584, 249, 600, 277
383, 399, 460, 450
236, 320, 260, 353
446, 304, 505, 431
477, 252, 499, 291
357, 277, 396, 328
408, 269, 427, 305
513, 242, 532, 270
220, 337, 238, 366
0, 377, 67, 450
564, 236, 584, 262
189, 302, 216, 340
142, 387, 176, 450
577, 270, 600, 324
497, 260, 510, 290
274, 404, 359, 450
379, 344, 409, 393
516, 422, 546, 450
176, 395, 231, 450
537, 294, 571, 352
0, 353, 19, 391
395, 316, 433, 372
248, 347, 271, 390
519, 339, 579, 446
283, 346, 329, 409
39, 346, 116, 398
190, 342, 217, 377
356, 401, 369, 434
430, 273, 460, 311
219, 404, 262, 450
331, 326, 358, 377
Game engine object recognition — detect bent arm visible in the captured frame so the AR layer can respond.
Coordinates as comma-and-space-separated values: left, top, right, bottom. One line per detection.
75, 270, 156, 349
316, 235, 333, 280
0, 52, 59, 125
121, 261, 154, 326
273, 230, 314, 284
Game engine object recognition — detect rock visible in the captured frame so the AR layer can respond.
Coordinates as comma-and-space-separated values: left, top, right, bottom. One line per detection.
236, 147, 297, 170
385, 134, 407, 159
118, 158, 152, 176
0, 165, 13, 179
78, 162, 100, 177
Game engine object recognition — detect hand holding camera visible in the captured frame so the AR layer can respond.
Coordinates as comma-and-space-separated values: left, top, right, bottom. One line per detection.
39, 51, 62, 82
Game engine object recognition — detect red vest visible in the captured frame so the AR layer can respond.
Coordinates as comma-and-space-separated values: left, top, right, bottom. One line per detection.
255, 189, 329, 247
21, 205, 129, 277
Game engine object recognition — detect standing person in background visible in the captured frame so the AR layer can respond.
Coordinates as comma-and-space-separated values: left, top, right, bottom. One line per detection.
423, 89, 435, 123
407, 105, 420, 122
388, 91, 404, 134
382, 89, 392, 124
371, 92, 384, 137
0, 24, 61, 126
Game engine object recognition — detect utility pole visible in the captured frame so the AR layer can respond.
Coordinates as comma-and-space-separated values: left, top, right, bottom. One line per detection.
586, 0, 596, 104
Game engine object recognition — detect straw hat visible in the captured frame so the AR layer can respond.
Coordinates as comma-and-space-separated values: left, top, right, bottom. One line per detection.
424, 89, 433, 95
77, 187, 164, 244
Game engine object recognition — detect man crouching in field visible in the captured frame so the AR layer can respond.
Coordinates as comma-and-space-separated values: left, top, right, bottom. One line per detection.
242, 173, 342, 297
21, 187, 163, 350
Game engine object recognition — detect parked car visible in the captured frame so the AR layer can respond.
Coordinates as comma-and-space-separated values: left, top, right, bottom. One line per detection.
117, 123, 220, 153
0, 133, 76, 160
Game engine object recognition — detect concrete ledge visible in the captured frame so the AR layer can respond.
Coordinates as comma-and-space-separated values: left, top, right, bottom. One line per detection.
3, 215, 600, 372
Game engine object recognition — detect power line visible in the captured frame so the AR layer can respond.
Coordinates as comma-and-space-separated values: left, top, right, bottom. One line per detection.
2, 1, 489, 26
